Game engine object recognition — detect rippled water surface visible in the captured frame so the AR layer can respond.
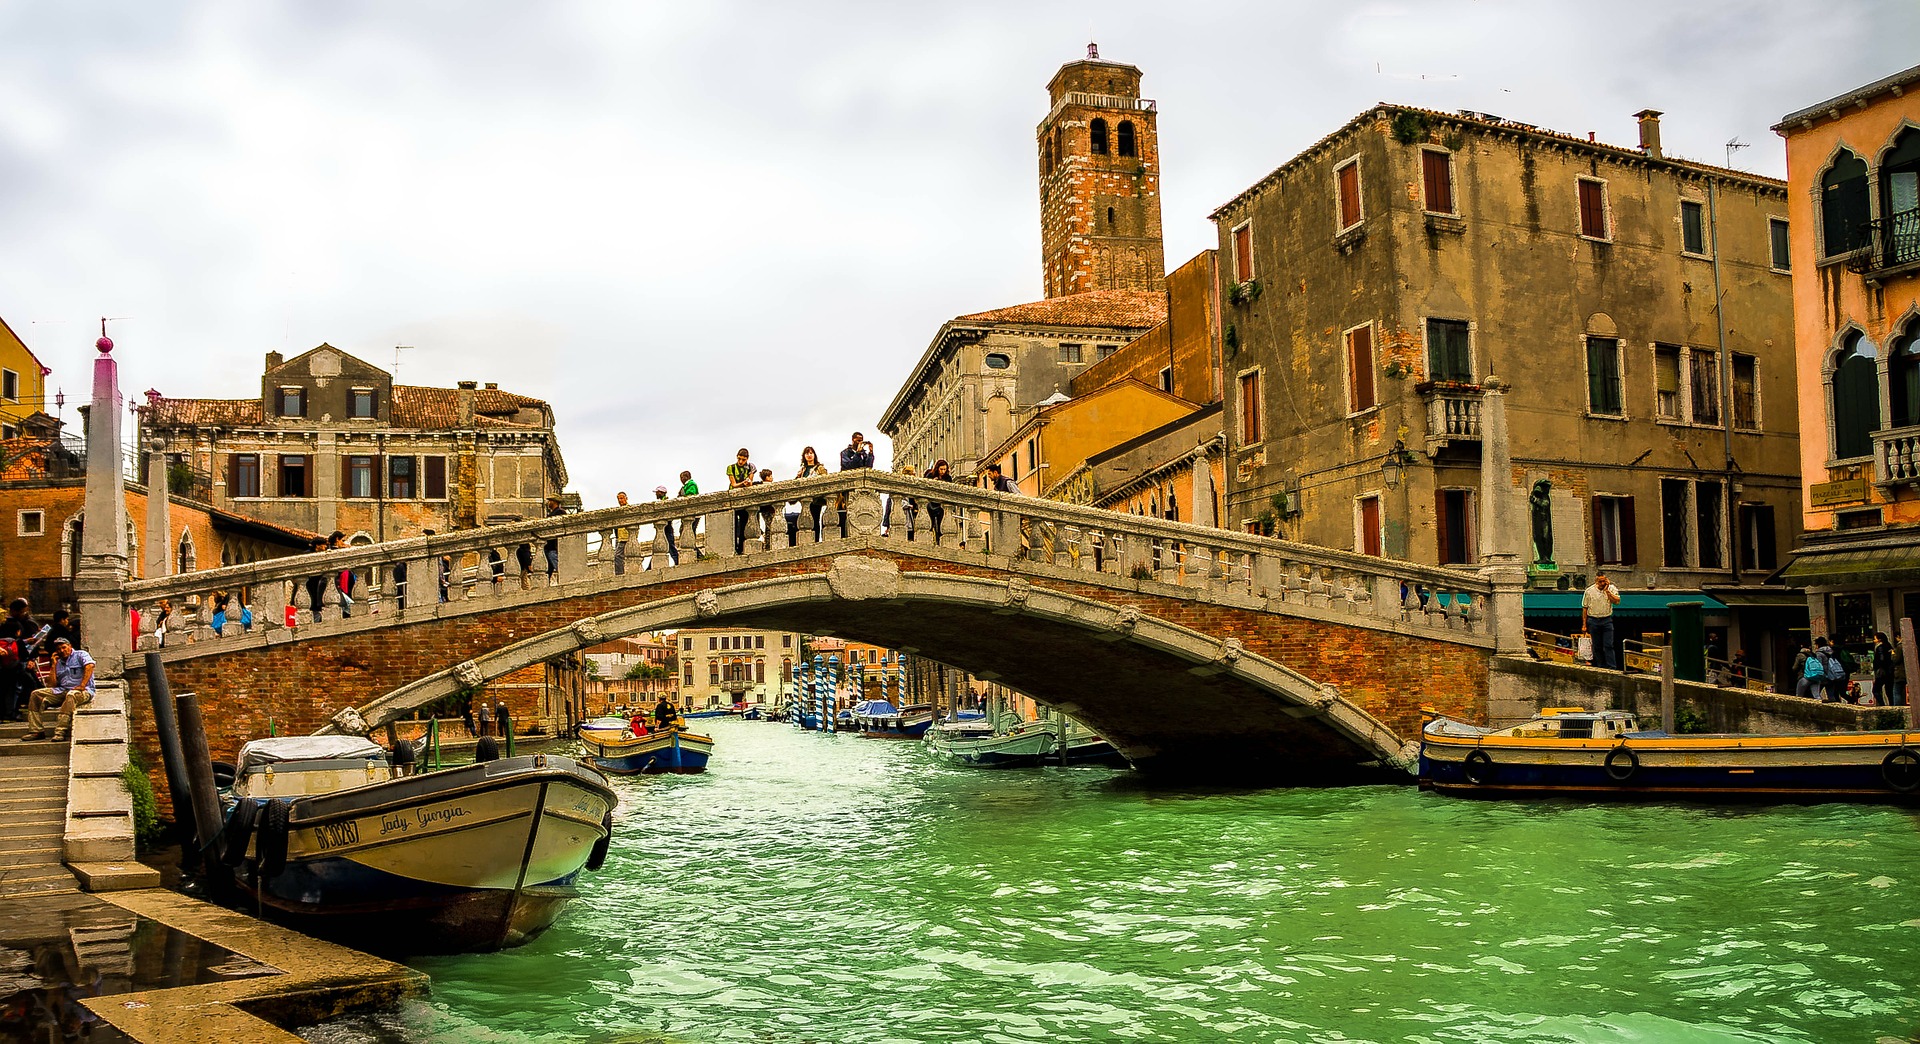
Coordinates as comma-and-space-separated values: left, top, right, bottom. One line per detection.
346, 720, 1920, 1043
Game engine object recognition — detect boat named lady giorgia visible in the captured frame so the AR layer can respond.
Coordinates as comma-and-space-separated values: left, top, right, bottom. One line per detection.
220, 735, 617, 954
1420, 707, 1920, 802
579, 719, 715, 774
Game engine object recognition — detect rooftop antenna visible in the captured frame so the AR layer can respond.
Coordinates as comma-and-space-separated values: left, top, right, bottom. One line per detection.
1724, 137, 1749, 168
392, 345, 413, 382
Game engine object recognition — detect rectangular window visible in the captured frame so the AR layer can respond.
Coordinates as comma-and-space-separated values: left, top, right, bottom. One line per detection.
1739, 503, 1777, 572
684, 663, 694, 685
17, 509, 43, 537
1769, 218, 1791, 271
1346, 324, 1376, 413
1586, 336, 1622, 415
683, 637, 693, 651
1680, 200, 1707, 255
1578, 179, 1609, 239
1, 369, 16, 402
1592, 495, 1637, 566
1232, 222, 1254, 282
1095, 345, 1116, 361
1695, 480, 1724, 569
1731, 354, 1758, 430
424, 455, 447, 499
350, 388, 376, 418
230, 453, 260, 498
1653, 344, 1682, 420
1661, 478, 1689, 568
1158, 366, 1173, 392
278, 454, 309, 497
1059, 343, 1083, 364
388, 455, 416, 498
1421, 150, 1454, 214
756, 635, 765, 649
1357, 495, 1382, 557
709, 636, 717, 651
1238, 371, 1262, 444
345, 455, 376, 498
275, 387, 305, 418
783, 634, 792, 648
1336, 159, 1362, 230
1426, 319, 1472, 382
709, 662, 719, 684
1, 424, 13, 441
1435, 489, 1474, 565
1689, 348, 1720, 426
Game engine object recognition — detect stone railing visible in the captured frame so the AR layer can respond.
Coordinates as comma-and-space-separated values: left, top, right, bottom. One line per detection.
116, 471, 1502, 656
1874, 425, 1920, 485
1419, 384, 1483, 450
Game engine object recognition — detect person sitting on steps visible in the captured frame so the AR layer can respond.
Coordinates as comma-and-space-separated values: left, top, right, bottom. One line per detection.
21, 637, 94, 742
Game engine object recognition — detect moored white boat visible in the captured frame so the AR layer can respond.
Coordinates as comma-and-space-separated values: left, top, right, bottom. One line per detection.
925, 717, 1061, 767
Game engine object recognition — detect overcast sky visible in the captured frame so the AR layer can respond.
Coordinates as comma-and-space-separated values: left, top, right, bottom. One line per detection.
2, 1, 1914, 506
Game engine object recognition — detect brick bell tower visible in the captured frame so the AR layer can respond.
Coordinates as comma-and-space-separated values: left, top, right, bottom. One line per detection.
1037, 44, 1166, 298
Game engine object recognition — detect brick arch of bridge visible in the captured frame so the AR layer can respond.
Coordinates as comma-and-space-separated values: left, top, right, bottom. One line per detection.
127, 550, 1492, 783
334, 555, 1419, 778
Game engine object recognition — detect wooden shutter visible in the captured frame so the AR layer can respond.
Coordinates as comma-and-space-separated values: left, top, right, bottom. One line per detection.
1360, 497, 1382, 556
1436, 489, 1452, 565
1579, 180, 1607, 238
227, 453, 240, 495
1233, 225, 1253, 282
1338, 163, 1361, 228
1349, 326, 1375, 411
341, 456, 353, 499
425, 456, 447, 499
1422, 151, 1452, 213
1618, 497, 1638, 566
1591, 496, 1607, 564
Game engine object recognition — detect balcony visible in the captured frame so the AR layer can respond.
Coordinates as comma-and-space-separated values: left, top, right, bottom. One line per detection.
1846, 208, 1920, 280
1041, 92, 1157, 126
1874, 424, 1920, 485
1416, 382, 1484, 452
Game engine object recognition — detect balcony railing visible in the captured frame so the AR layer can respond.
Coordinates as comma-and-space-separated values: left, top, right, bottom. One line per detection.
1847, 208, 1920, 276
1416, 383, 1483, 450
1875, 425, 1920, 485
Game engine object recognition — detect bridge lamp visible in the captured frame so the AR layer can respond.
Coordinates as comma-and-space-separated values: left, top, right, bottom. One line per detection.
1381, 440, 1417, 491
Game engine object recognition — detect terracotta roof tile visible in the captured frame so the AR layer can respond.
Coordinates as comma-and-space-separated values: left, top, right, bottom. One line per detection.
144, 385, 550, 431
144, 399, 263, 427
957, 290, 1167, 330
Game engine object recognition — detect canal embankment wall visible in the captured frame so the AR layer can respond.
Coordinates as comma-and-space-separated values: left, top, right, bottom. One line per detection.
1488, 655, 1908, 733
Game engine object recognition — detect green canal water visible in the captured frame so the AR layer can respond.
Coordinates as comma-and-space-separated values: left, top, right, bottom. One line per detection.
318, 719, 1920, 1043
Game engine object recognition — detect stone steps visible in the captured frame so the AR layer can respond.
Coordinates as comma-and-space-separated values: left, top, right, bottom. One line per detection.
0, 730, 74, 898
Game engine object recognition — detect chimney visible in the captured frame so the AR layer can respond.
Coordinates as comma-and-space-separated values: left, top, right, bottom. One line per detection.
1634, 109, 1663, 160
484, 382, 498, 390
265, 351, 283, 370
456, 380, 476, 427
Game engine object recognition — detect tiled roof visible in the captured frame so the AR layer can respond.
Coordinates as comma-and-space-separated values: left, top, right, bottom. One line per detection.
144, 398, 264, 427
144, 385, 549, 431
957, 290, 1167, 330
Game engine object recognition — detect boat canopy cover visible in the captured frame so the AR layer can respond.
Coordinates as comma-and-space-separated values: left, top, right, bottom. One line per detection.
851, 700, 898, 716
237, 736, 386, 773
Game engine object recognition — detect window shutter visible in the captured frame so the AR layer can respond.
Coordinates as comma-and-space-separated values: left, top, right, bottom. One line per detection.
341, 456, 352, 499
1591, 496, 1606, 563
1338, 165, 1361, 227
372, 455, 383, 498
227, 453, 240, 494
1755, 506, 1777, 571
425, 456, 447, 499
1618, 498, 1638, 566
1349, 326, 1375, 411
1422, 151, 1452, 213
1436, 490, 1452, 565
272, 389, 284, 416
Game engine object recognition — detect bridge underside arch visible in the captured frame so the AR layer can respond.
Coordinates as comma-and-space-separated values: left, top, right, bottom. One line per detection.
349, 557, 1415, 781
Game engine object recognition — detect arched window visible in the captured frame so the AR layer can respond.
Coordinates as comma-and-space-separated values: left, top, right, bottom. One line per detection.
1822, 150, 1871, 257
1883, 129, 1920, 266
1832, 330, 1881, 459
1893, 322, 1920, 429
1107, 206, 1116, 227
1117, 120, 1136, 157
1090, 118, 1109, 156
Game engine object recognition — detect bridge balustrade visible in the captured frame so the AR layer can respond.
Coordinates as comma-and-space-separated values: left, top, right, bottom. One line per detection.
118, 472, 1498, 654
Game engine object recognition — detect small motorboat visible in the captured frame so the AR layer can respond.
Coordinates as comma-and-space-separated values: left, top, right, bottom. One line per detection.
925, 717, 1061, 768
582, 724, 715, 775
852, 699, 934, 740
219, 735, 616, 955
1420, 707, 1920, 802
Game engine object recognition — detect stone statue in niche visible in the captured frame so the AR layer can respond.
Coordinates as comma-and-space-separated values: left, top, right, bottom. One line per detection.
1529, 479, 1554, 565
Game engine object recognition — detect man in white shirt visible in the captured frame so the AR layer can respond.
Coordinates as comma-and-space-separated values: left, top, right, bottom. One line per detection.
1581, 573, 1623, 670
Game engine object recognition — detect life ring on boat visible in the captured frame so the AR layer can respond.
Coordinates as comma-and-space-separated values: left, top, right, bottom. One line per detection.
255, 798, 292, 879
221, 798, 259, 866
1604, 746, 1640, 783
584, 811, 614, 872
1461, 749, 1496, 785
1881, 747, 1920, 793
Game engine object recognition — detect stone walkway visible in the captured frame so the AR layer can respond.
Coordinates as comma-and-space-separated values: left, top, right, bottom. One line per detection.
0, 721, 78, 898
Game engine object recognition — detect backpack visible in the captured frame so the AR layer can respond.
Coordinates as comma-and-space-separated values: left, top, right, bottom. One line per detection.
1823, 651, 1847, 681
1803, 653, 1826, 681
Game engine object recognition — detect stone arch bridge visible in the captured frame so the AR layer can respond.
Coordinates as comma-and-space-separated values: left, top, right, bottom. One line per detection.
112, 472, 1522, 780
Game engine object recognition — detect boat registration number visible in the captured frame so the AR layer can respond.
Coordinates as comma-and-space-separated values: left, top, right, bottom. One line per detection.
313, 821, 361, 850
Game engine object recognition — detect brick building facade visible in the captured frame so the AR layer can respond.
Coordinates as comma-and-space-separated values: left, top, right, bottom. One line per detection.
1038, 45, 1166, 297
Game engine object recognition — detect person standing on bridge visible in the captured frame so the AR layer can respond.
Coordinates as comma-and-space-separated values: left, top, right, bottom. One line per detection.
1581, 573, 1621, 670
921, 459, 957, 544
653, 487, 678, 565
543, 497, 565, 579
794, 447, 828, 544
727, 449, 755, 555
836, 432, 875, 538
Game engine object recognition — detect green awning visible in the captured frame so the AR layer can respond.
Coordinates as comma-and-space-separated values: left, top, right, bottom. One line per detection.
1524, 591, 1727, 618
1778, 543, 1920, 589
1706, 588, 1809, 609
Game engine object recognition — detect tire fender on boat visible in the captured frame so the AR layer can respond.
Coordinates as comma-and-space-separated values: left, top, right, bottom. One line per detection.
1462, 749, 1495, 785
221, 798, 259, 867
256, 798, 293, 879
211, 760, 237, 790
584, 810, 614, 872
475, 736, 502, 763
1881, 747, 1920, 793
1604, 745, 1639, 783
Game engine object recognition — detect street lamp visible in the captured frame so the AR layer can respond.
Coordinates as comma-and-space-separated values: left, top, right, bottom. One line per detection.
1381, 440, 1417, 490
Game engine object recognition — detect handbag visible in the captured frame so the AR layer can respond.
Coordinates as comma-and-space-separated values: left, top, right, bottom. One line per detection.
1575, 633, 1594, 662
